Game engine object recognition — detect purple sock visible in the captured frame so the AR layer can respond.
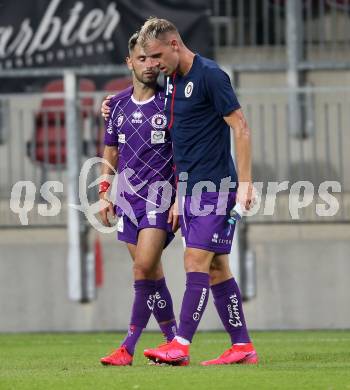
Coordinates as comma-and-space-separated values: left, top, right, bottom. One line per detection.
122, 279, 155, 355
153, 277, 177, 342
211, 278, 251, 344
177, 272, 210, 342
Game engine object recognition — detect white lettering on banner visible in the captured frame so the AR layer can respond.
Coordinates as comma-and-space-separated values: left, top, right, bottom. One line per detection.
26, 0, 62, 56
8, 20, 33, 57
61, 2, 84, 46
0, 0, 120, 64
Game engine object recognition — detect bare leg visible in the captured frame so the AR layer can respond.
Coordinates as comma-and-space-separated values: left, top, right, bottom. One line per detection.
209, 254, 232, 286
133, 228, 166, 280
128, 230, 176, 337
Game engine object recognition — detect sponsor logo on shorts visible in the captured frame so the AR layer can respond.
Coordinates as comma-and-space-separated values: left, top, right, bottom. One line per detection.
147, 210, 157, 219
219, 238, 232, 245
212, 232, 232, 245
227, 293, 242, 327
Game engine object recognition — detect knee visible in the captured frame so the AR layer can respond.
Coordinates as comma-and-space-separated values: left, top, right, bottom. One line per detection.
154, 262, 164, 280
209, 260, 223, 285
133, 258, 154, 280
184, 252, 210, 273
209, 256, 232, 285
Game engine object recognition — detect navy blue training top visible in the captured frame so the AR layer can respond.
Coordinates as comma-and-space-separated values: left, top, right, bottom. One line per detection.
165, 54, 241, 194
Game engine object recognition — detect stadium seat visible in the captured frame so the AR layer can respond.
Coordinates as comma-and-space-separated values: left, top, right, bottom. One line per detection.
93, 77, 133, 158
27, 78, 96, 166
103, 77, 132, 93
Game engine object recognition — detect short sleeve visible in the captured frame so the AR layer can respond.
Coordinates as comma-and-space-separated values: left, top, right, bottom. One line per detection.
104, 117, 118, 146
204, 68, 241, 117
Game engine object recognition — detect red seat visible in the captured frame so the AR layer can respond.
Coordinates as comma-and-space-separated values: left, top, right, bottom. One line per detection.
103, 77, 133, 93
94, 77, 133, 158
28, 78, 96, 165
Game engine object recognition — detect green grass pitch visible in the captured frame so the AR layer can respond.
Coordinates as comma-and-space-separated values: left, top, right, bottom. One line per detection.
0, 331, 349, 390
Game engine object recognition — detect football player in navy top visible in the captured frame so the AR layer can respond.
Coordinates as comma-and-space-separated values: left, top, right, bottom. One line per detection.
138, 17, 258, 366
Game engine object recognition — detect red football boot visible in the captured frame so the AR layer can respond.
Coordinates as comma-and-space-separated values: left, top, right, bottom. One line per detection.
201, 343, 258, 366
100, 345, 133, 366
144, 339, 190, 366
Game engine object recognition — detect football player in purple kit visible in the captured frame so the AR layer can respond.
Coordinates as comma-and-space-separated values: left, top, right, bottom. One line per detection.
99, 32, 178, 366
137, 18, 258, 366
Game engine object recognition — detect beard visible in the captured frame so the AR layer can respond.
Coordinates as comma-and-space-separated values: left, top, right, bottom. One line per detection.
134, 71, 158, 86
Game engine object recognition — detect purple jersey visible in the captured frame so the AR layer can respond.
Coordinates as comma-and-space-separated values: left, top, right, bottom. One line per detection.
104, 86, 175, 218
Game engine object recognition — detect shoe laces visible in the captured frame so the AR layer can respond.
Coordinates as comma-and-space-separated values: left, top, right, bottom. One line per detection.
157, 342, 170, 349
221, 344, 247, 357
221, 346, 235, 358
110, 345, 127, 357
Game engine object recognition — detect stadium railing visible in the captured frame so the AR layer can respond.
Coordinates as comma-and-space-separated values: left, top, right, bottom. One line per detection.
0, 85, 349, 228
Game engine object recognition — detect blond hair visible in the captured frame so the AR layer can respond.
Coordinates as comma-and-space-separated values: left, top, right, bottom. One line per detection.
128, 31, 139, 53
138, 17, 180, 46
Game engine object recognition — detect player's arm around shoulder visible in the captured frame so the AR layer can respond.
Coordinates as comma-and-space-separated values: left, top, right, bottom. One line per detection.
224, 109, 256, 211
101, 94, 114, 119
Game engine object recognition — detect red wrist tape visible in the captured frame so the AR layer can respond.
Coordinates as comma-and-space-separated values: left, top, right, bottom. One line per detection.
99, 180, 111, 194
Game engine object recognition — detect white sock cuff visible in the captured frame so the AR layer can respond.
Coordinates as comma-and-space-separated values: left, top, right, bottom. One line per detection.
175, 336, 190, 345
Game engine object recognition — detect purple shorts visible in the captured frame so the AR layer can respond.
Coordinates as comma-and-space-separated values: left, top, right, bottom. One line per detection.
117, 209, 175, 249
179, 192, 237, 254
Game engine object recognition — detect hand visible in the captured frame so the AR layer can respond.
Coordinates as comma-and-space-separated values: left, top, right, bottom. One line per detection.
101, 94, 114, 120
236, 182, 257, 211
99, 192, 115, 227
167, 198, 179, 233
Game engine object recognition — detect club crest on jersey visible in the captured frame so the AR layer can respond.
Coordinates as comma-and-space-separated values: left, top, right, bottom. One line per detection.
151, 130, 165, 144
131, 111, 143, 124
118, 133, 126, 143
117, 115, 124, 127
106, 119, 113, 134
185, 81, 194, 98
151, 113, 167, 129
